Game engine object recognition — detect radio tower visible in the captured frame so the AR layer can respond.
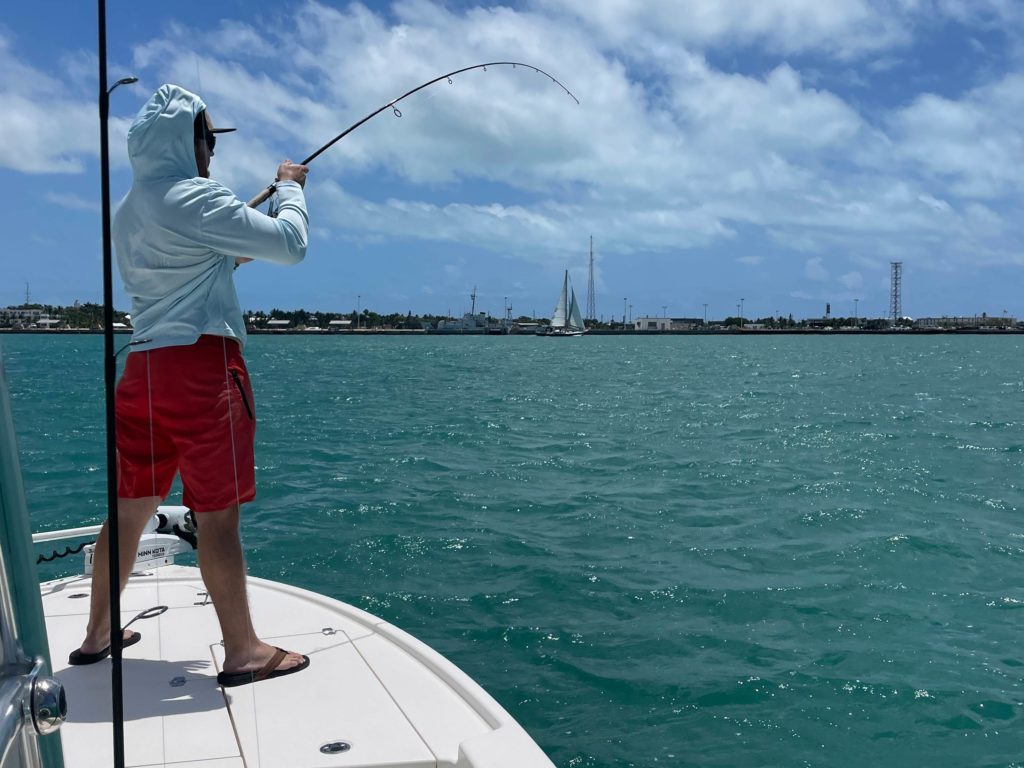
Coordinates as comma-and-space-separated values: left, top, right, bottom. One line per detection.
889, 261, 902, 327
586, 235, 596, 321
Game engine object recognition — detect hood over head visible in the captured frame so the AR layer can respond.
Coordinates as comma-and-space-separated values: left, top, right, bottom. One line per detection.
127, 84, 207, 182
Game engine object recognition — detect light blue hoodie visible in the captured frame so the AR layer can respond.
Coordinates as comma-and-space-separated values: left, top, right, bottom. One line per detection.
113, 84, 308, 351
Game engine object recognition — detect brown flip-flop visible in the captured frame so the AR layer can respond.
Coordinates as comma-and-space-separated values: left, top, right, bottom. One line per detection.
216, 647, 310, 688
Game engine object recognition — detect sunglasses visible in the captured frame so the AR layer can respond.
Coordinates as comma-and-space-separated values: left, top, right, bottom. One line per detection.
194, 113, 216, 153
196, 120, 217, 152
194, 111, 237, 156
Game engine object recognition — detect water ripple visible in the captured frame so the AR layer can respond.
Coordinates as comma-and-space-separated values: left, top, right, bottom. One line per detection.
7, 334, 1024, 767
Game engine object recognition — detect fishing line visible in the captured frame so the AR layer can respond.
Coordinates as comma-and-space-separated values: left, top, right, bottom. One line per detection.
248, 61, 579, 207
219, 335, 266, 767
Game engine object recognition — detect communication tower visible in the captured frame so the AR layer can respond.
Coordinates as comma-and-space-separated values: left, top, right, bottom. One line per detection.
586, 236, 596, 321
889, 262, 902, 326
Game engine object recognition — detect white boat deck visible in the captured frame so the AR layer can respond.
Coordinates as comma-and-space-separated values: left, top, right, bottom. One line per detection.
42, 565, 553, 768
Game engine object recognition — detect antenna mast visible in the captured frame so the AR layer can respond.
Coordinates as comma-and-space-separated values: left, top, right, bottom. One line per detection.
586, 236, 596, 321
890, 261, 902, 327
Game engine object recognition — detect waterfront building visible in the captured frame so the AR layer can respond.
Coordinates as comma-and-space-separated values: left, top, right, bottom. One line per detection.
0, 308, 44, 327
914, 315, 1016, 329
0, 309, 66, 329
634, 317, 701, 331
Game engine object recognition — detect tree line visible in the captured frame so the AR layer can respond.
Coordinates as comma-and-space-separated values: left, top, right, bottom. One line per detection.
0, 303, 129, 329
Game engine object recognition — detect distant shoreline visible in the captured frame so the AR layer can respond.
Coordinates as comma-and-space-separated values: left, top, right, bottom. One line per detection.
2, 327, 1022, 337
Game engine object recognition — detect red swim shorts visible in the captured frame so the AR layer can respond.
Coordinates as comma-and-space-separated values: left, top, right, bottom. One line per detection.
116, 335, 256, 512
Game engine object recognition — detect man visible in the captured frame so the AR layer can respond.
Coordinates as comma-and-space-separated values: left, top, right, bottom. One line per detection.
70, 84, 310, 687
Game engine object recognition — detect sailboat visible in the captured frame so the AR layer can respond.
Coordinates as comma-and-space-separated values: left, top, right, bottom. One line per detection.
539, 271, 587, 336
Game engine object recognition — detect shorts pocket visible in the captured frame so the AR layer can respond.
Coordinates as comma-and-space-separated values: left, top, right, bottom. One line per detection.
230, 369, 254, 421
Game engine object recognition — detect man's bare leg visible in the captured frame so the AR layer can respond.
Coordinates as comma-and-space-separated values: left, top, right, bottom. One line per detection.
77, 496, 161, 654
196, 505, 304, 674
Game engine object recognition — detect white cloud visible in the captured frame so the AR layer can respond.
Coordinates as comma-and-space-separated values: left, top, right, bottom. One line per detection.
0, 32, 97, 173
840, 271, 864, 289
887, 74, 1024, 198
44, 191, 99, 212
0, 31, 140, 174
917, 194, 952, 213
531, 0, 910, 59
934, 0, 1024, 27
964, 202, 1004, 235
532, 0, 1024, 62
6, 0, 1024, 291
210, 21, 276, 59
805, 257, 829, 281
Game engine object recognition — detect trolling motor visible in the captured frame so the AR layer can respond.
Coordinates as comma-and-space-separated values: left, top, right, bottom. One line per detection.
83, 505, 197, 576
155, 506, 198, 548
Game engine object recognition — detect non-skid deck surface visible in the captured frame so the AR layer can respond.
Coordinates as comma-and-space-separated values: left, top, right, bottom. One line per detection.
43, 565, 494, 767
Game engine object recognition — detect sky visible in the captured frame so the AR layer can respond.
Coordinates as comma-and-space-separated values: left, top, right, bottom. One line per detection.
2, 0, 1024, 322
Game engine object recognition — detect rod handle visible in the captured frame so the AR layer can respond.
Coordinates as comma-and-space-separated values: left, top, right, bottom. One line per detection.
247, 184, 276, 208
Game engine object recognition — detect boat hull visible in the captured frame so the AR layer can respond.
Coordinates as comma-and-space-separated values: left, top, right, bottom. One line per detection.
43, 564, 554, 768
537, 328, 587, 336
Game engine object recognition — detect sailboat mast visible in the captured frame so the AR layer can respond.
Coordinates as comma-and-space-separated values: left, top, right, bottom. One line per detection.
586, 236, 595, 322
561, 271, 568, 328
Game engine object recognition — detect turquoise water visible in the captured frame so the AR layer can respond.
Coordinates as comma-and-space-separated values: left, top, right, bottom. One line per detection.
5, 334, 1024, 767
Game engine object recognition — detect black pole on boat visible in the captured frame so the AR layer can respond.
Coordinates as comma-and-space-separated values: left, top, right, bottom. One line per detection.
98, 2, 136, 765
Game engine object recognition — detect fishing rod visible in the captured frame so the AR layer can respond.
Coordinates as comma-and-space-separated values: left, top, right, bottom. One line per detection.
247, 61, 579, 208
